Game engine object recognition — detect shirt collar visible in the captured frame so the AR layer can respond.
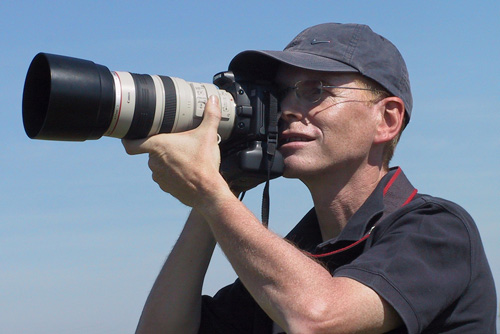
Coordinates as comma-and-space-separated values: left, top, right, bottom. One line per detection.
315, 167, 416, 250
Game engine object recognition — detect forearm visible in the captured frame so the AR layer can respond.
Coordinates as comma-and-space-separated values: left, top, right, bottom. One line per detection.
196, 188, 336, 333
136, 210, 216, 334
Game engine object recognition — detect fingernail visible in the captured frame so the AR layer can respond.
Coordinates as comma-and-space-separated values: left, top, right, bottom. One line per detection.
209, 95, 219, 105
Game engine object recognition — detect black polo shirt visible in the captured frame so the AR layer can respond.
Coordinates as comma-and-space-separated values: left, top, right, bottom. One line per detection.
199, 168, 497, 333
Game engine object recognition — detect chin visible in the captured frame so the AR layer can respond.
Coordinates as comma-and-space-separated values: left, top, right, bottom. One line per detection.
281, 163, 316, 180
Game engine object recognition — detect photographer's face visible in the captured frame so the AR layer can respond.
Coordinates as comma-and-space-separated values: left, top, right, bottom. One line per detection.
276, 64, 380, 182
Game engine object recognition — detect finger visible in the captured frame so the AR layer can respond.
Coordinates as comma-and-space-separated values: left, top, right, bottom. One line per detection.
198, 95, 222, 133
121, 136, 157, 155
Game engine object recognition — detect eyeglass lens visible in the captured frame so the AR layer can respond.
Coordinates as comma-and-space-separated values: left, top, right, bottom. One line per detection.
295, 81, 324, 103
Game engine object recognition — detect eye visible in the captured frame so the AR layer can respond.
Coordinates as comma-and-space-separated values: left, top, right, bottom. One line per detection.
296, 80, 324, 103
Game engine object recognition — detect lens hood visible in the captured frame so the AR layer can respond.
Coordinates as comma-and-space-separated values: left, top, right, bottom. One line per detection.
22, 53, 115, 141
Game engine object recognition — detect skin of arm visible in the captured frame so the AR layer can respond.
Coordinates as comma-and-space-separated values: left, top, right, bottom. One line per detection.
135, 210, 216, 334
123, 96, 402, 334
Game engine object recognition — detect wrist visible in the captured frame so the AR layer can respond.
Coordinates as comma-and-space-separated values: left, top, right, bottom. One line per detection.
192, 175, 235, 211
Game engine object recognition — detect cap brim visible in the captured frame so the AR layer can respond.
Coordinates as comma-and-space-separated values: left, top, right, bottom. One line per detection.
229, 50, 358, 80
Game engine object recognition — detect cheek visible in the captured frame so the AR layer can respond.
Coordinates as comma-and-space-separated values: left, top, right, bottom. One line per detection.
319, 107, 378, 152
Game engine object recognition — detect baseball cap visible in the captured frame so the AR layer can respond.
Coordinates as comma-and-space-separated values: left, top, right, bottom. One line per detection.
229, 23, 413, 121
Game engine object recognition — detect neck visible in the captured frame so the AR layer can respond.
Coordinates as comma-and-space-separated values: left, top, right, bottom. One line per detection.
303, 163, 387, 241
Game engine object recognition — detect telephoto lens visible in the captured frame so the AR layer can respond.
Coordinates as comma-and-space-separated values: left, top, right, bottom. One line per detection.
22, 53, 236, 141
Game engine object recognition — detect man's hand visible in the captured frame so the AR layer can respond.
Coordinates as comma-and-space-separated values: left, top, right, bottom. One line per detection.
122, 95, 229, 207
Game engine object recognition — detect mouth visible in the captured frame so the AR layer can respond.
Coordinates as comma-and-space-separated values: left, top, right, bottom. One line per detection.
279, 133, 314, 147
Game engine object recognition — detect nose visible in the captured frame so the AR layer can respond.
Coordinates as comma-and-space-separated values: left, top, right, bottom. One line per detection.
280, 96, 305, 123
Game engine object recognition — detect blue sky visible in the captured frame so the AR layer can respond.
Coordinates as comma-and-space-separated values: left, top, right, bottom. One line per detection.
1, 1, 499, 333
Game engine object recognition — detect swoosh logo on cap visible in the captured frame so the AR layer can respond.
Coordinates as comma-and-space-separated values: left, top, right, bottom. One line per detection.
311, 39, 331, 45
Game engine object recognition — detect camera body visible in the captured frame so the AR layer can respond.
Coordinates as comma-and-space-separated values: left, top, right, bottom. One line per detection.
22, 53, 283, 190
213, 71, 283, 190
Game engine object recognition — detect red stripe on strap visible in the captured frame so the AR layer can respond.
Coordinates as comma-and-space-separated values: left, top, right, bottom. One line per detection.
309, 232, 372, 258
402, 188, 418, 206
383, 167, 402, 196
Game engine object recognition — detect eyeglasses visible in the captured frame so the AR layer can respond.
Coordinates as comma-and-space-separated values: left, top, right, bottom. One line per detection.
278, 80, 383, 104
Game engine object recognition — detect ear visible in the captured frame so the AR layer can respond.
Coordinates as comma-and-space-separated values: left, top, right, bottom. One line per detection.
373, 97, 405, 144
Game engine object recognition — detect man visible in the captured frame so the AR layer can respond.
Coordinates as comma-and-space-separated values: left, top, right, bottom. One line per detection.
123, 23, 496, 333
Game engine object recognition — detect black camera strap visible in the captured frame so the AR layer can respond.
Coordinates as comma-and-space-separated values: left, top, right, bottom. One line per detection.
261, 93, 279, 227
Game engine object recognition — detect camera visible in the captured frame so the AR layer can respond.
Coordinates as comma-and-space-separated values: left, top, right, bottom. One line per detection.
22, 53, 284, 191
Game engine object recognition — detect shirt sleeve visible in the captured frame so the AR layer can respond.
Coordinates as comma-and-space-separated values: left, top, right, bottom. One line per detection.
199, 278, 272, 334
334, 198, 473, 334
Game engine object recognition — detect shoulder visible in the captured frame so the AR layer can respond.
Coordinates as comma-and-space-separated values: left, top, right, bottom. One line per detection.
375, 194, 484, 267
379, 194, 480, 244
337, 194, 496, 332
369, 193, 494, 301
415, 194, 475, 224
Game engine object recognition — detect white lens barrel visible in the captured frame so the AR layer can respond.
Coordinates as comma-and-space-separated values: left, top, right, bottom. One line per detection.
105, 71, 136, 138
104, 72, 236, 140
148, 75, 166, 137
170, 77, 235, 140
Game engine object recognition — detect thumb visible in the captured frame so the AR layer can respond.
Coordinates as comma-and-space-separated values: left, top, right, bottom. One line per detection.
121, 136, 157, 155
198, 95, 222, 132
